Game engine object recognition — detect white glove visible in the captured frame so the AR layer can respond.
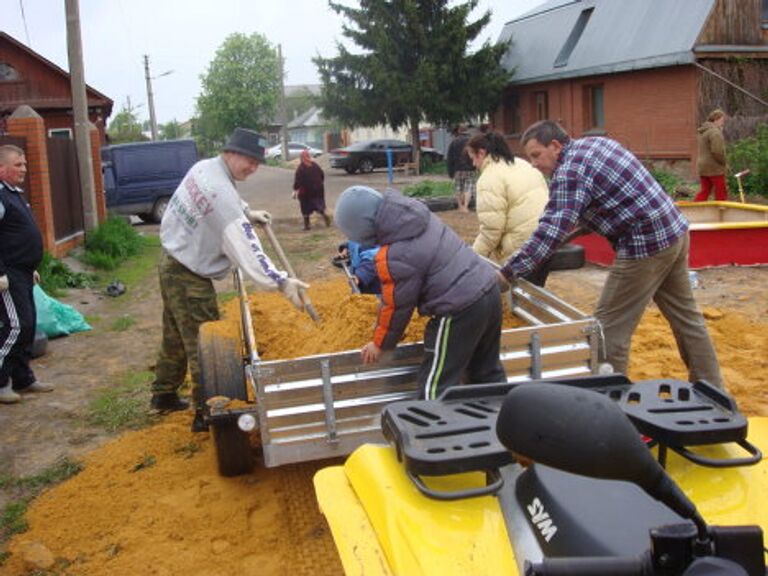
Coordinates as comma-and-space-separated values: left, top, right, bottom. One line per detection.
279, 277, 310, 310
0, 275, 7, 291
248, 210, 272, 225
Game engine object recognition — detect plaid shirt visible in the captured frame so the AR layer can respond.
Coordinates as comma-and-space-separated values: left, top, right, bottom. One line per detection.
502, 137, 688, 279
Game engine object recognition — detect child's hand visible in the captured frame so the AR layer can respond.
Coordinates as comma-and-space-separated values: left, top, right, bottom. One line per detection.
361, 342, 381, 364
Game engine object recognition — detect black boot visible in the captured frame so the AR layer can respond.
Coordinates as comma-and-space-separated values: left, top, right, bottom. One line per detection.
303, 216, 311, 231
150, 393, 189, 413
191, 409, 209, 433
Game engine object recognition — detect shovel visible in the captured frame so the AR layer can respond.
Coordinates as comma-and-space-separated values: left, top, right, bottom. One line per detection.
260, 222, 321, 323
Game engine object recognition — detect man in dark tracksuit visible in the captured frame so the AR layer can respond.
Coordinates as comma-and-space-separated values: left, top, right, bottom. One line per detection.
334, 185, 507, 400
0, 145, 52, 404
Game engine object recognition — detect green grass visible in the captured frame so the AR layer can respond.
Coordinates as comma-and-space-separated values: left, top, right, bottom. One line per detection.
0, 459, 83, 493
0, 457, 83, 556
403, 180, 454, 198
131, 454, 157, 473
92, 235, 161, 289
218, 290, 239, 305
174, 441, 201, 459
87, 371, 157, 432
110, 315, 136, 332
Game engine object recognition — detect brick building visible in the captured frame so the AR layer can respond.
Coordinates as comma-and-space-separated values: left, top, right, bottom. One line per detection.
494, 0, 768, 175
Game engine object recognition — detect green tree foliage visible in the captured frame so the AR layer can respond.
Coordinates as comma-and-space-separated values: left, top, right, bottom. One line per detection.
195, 33, 280, 153
314, 0, 510, 151
159, 120, 182, 140
107, 104, 147, 144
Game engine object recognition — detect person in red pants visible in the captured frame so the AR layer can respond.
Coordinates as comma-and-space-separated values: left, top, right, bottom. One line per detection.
694, 109, 729, 202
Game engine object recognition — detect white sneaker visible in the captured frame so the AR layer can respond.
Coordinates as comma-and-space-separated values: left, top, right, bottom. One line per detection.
0, 386, 21, 404
20, 382, 54, 393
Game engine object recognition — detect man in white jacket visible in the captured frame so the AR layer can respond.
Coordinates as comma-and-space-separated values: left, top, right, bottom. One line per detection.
151, 128, 309, 432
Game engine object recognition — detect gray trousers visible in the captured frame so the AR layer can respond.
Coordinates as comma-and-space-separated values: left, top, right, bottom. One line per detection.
595, 233, 723, 388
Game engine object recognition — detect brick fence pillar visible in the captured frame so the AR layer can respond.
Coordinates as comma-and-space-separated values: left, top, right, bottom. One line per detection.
6, 105, 57, 254
88, 122, 106, 223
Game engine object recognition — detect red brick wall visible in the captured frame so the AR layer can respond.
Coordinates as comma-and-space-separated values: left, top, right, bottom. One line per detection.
499, 65, 699, 175
6, 108, 106, 258
6, 113, 57, 254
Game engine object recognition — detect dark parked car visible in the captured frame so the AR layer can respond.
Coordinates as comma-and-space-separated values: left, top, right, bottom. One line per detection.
329, 139, 443, 174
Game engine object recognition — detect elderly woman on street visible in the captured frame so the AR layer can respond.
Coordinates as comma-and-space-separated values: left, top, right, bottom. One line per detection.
293, 149, 330, 230
465, 131, 550, 285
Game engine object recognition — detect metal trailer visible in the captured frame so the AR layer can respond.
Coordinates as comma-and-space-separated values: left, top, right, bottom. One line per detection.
199, 270, 603, 476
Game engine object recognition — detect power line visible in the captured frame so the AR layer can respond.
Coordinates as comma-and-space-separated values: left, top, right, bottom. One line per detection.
18, 0, 32, 47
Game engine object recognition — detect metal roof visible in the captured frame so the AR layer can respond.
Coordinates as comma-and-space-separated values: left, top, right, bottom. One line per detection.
499, 0, 717, 84
287, 106, 326, 129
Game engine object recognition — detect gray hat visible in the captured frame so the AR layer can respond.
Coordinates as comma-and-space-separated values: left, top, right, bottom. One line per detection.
222, 128, 268, 161
334, 186, 384, 246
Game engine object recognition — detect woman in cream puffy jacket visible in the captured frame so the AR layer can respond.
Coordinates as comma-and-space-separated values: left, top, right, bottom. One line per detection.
466, 131, 549, 266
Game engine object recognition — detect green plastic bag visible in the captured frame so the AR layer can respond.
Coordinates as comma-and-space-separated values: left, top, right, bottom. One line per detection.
34, 285, 92, 338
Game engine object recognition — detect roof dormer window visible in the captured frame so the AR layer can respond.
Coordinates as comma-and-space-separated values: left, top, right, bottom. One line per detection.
553, 7, 595, 68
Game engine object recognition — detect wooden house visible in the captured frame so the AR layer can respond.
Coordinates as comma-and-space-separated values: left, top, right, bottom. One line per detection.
0, 31, 113, 144
494, 0, 768, 175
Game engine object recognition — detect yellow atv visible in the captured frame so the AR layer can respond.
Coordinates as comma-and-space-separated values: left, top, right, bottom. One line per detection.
315, 375, 767, 575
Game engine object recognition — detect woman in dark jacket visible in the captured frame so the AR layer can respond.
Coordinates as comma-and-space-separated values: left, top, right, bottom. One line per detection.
293, 150, 330, 230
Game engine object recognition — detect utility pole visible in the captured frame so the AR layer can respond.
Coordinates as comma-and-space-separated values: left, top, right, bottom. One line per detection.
65, 0, 98, 231
278, 45, 288, 160
144, 55, 158, 140
144, 56, 173, 141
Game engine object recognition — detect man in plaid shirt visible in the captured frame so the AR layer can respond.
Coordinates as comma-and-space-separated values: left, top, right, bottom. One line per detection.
500, 120, 722, 388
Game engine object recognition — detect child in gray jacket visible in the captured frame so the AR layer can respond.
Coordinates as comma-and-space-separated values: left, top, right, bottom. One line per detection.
334, 186, 507, 399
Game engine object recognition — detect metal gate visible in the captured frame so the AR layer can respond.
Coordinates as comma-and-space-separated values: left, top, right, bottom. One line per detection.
46, 136, 84, 241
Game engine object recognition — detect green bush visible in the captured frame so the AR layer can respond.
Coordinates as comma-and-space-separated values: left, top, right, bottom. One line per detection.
38, 252, 95, 296
403, 180, 454, 198
727, 125, 768, 199
82, 217, 144, 270
650, 169, 685, 196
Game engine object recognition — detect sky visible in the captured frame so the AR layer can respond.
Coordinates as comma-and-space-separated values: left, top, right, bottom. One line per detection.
2, 0, 546, 126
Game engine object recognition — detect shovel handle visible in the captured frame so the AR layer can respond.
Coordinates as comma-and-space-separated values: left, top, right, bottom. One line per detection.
260, 222, 320, 322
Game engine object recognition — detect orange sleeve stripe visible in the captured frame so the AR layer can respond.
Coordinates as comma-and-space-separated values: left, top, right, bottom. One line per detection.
374, 245, 394, 347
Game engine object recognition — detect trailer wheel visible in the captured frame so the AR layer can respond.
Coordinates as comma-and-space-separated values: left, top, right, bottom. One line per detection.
198, 322, 253, 476
198, 321, 247, 402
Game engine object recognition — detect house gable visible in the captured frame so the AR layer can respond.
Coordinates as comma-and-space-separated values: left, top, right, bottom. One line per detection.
0, 31, 112, 140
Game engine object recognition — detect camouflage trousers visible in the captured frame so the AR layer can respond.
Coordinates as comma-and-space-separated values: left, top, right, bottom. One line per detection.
151, 250, 219, 404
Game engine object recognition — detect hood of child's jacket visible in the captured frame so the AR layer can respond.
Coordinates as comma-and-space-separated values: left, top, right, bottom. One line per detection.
698, 121, 717, 135
375, 191, 430, 245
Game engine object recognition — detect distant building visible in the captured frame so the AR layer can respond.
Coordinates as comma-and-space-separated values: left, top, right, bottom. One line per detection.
493, 0, 768, 175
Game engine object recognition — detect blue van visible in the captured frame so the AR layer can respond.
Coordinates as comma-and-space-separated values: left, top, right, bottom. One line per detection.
101, 139, 199, 223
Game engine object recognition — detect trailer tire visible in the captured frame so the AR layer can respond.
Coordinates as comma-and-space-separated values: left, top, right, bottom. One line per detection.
198, 321, 247, 402
198, 322, 253, 476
